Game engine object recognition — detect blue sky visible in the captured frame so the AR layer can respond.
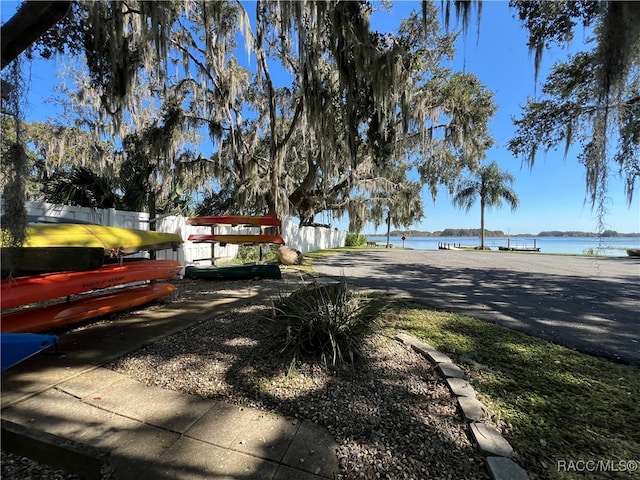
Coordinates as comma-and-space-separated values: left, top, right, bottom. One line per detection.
2, 1, 639, 234
363, 1, 640, 234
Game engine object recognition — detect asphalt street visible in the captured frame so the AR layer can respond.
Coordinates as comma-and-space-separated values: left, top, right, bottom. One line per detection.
312, 249, 640, 365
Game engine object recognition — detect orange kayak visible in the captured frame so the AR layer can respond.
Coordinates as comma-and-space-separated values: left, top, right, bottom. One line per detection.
1, 260, 182, 310
187, 234, 285, 245
187, 215, 281, 227
1, 283, 176, 333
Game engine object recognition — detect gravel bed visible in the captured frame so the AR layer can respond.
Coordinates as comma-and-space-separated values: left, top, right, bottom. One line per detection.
2, 276, 490, 479
1, 450, 84, 480
107, 278, 490, 479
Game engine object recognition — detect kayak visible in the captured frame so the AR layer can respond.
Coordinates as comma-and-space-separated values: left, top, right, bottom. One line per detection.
1, 283, 177, 333
0, 223, 183, 256
1, 333, 59, 371
187, 215, 281, 227
1, 246, 105, 278
184, 264, 282, 280
187, 234, 285, 245
1, 260, 182, 310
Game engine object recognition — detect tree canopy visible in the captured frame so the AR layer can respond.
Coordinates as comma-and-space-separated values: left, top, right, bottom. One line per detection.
4, 0, 638, 243
453, 161, 519, 249
508, 1, 639, 217
445, 0, 639, 232
3, 0, 496, 235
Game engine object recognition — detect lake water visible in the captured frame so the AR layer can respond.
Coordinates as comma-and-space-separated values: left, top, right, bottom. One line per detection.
365, 235, 640, 257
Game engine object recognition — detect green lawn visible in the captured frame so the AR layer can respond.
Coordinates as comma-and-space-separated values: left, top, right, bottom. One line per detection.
382, 302, 640, 479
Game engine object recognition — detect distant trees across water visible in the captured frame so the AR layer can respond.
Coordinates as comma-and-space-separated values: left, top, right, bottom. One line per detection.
379, 229, 639, 238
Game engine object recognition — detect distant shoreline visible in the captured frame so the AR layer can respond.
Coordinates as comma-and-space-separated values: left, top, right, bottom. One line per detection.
366, 229, 640, 238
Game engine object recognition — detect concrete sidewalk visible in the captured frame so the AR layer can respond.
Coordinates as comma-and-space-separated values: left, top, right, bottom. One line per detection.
1, 273, 339, 479
2, 367, 338, 479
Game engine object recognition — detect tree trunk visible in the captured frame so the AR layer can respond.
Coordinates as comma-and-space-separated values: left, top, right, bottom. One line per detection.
268, 147, 284, 215
256, 5, 279, 217
1, 1, 70, 69
148, 190, 157, 260
386, 212, 391, 248
480, 196, 485, 250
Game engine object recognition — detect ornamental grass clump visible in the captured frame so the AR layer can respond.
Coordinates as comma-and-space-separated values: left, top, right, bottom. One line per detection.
270, 281, 383, 367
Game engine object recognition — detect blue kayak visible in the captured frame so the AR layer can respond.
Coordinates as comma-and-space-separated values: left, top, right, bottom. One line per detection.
1, 333, 58, 371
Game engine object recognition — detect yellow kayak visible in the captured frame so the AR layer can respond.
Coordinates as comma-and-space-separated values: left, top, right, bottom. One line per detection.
1, 224, 183, 256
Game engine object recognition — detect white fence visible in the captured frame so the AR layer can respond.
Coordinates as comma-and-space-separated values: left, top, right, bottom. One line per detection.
2, 201, 346, 265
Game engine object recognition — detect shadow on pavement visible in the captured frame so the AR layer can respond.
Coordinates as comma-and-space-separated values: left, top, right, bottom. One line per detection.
314, 250, 640, 365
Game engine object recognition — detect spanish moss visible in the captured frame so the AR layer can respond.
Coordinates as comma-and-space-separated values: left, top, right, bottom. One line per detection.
1, 57, 28, 246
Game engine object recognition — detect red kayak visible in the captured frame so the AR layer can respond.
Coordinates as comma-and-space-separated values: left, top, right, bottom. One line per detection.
1, 283, 177, 333
187, 234, 285, 245
1, 260, 182, 310
187, 215, 281, 227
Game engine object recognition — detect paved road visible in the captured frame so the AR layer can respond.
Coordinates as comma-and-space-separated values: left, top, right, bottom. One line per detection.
313, 250, 640, 365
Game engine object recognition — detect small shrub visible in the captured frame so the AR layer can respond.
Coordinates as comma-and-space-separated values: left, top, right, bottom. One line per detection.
345, 233, 366, 247
270, 281, 383, 367
233, 245, 277, 263
582, 246, 608, 256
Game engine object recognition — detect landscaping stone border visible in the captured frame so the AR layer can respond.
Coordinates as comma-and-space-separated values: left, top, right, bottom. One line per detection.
395, 333, 529, 480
